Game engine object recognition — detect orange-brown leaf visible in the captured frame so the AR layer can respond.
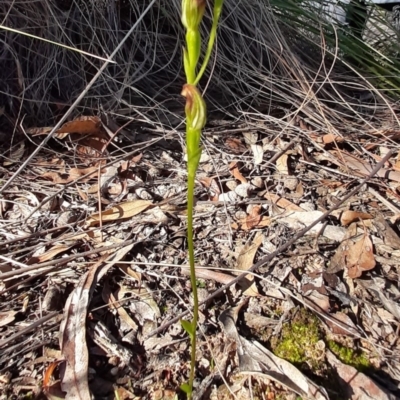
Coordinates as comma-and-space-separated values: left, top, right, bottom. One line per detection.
57, 116, 103, 136
323, 133, 344, 144
86, 200, 153, 226
27, 244, 71, 265
229, 161, 248, 184
340, 210, 372, 226
41, 167, 99, 184
239, 205, 262, 231
346, 233, 375, 278
225, 138, 247, 154
264, 193, 303, 211
43, 361, 63, 389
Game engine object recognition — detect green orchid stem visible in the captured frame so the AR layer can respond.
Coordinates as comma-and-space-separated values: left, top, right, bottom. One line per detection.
187, 168, 199, 394
180, 0, 224, 397
194, 0, 224, 85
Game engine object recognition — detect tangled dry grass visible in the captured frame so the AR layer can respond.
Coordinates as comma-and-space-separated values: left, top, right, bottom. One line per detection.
1, 0, 398, 134
1, 0, 400, 399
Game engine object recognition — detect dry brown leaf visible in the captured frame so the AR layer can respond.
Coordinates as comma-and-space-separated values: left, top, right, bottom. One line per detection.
345, 231, 376, 279
130, 153, 143, 164
3, 142, 25, 166
229, 161, 248, 183
325, 312, 359, 336
225, 138, 247, 154
35, 158, 65, 168
322, 133, 344, 144
257, 216, 272, 228
58, 229, 103, 244
238, 205, 262, 230
76, 136, 109, 159
27, 244, 71, 264
42, 167, 99, 184
276, 154, 289, 175
231, 221, 239, 230
340, 210, 372, 226
76, 185, 88, 202
43, 381, 65, 400
331, 150, 400, 183
102, 282, 138, 332
26, 126, 53, 136
327, 223, 357, 274
27, 116, 105, 140
264, 193, 304, 211
0, 310, 17, 327
119, 264, 142, 282
237, 205, 272, 230
235, 232, 263, 296
60, 244, 133, 399
180, 266, 235, 285
57, 116, 103, 136
304, 290, 330, 314
198, 176, 220, 201
294, 182, 304, 198
43, 360, 63, 389
60, 254, 108, 400
374, 214, 400, 250
86, 200, 153, 226
77, 136, 108, 151
239, 339, 328, 400
319, 180, 344, 189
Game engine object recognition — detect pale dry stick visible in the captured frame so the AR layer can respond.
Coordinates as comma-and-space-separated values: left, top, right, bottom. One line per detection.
0, 236, 143, 282
368, 186, 400, 214
146, 149, 395, 338
0, 25, 114, 63
0, 0, 157, 194
0, 254, 29, 269
0, 311, 61, 348
0, 224, 80, 247
299, 159, 363, 180
3, 228, 99, 258
97, 164, 104, 244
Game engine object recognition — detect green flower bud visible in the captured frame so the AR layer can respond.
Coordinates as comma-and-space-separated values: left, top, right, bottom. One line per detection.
182, 0, 206, 31
181, 84, 207, 130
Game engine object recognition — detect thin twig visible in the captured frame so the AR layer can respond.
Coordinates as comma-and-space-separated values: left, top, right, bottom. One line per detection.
0, 311, 61, 348
0, 236, 140, 281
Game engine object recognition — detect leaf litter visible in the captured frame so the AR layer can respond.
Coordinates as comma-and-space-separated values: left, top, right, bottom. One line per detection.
2, 110, 400, 399
1, 119, 400, 399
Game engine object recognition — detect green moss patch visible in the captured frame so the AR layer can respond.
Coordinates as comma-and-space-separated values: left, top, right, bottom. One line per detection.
327, 340, 371, 371
271, 309, 322, 368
